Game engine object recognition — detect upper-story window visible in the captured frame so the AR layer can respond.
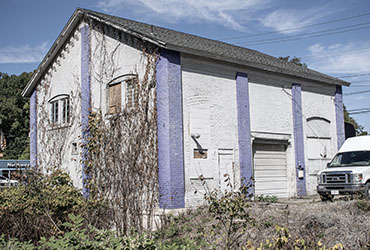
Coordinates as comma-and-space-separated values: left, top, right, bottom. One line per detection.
49, 94, 70, 125
109, 82, 121, 113
108, 74, 138, 114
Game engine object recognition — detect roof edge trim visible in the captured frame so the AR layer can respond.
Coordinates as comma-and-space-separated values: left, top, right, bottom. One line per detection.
166, 44, 351, 87
22, 9, 83, 97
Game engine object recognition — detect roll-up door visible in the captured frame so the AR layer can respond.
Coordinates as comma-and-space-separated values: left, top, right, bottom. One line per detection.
253, 142, 288, 198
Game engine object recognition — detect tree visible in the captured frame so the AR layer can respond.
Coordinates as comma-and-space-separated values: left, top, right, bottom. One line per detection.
343, 105, 368, 136
0, 72, 32, 159
278, 56, 308, 68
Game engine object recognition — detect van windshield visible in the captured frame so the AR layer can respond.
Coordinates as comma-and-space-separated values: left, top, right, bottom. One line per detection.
329, 151, 370, 167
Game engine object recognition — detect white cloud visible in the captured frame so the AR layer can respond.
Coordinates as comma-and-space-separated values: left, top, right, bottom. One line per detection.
97, 0, 270, 31
260, 7, 332, 34
0, 43, 49, 64
307, 42, 370, 74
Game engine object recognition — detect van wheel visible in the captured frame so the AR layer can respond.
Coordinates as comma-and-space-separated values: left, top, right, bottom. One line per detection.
364, 183, 370, 200
320, 193, 333, 202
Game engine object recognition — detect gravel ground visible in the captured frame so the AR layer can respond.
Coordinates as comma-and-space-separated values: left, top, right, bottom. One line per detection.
160, 197, 370, 249
247, 199, 370, 249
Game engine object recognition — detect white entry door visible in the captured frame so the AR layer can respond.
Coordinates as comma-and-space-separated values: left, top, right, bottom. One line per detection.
253, 143, 288, 198
218, 149, 235, 192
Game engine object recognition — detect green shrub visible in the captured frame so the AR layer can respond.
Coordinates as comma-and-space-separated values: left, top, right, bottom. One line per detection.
0, 214, 200, 250
0, 169, 110, 241
357, 200, 370, 212
255, 194, 278, 203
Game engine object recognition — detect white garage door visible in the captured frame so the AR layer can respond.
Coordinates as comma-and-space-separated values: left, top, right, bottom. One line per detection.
253, 143, 288, 198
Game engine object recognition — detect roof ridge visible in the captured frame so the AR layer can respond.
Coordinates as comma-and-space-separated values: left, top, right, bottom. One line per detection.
22, 7, 350, 97
78, 8, 349, 86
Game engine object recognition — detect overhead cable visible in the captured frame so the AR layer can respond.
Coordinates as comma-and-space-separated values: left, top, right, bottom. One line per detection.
238, 23, 370, 46
339, 73, 370, 78
343, 89, 370, 96
300, 47, 370, 59
220, 12, 370, 41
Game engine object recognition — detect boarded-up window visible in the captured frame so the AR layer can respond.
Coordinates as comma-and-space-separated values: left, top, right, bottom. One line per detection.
109, 83, 121, 114
194, 149, 208, 159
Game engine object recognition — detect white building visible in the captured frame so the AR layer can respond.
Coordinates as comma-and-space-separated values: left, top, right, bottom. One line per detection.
22, 8, 349, 209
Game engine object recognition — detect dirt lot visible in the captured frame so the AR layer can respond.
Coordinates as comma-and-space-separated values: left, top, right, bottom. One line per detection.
159, 197, 370, 249
248, 198, 370, 249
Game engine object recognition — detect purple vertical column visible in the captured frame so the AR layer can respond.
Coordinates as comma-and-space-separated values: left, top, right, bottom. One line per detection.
335, 85, 345, 150
292, 83, 307, 197
236, 72, 253, 190
156, 48, 185, 209
81, 25, 91, 198
30, 90, 37, 168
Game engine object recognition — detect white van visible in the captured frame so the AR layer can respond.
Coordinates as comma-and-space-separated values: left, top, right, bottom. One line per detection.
317, 135, 370, 201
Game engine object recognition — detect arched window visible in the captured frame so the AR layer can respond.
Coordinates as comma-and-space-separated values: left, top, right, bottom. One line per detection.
107, 74, 137, 114
306, 117, 331, 159
49, 94, 70, 124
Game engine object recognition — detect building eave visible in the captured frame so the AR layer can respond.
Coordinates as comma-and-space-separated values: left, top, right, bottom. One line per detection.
22, 8, 350, 98
22, 8, 167, 98
22, 9, 84, 97
166, 44, 351, 87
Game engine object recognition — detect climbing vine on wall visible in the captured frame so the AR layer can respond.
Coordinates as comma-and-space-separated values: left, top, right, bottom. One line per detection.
83, 19, 159, 234
36, 30, 81, 172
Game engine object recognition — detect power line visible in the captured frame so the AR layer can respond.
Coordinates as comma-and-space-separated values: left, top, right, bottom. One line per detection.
237, 23, 370, 46
300, 47, 370, 59
343, 89, 370, 96
348, 110, 370, 115
349, 80, 370, 83
235, 21, 370, 45
220, 12, 370, 41
347, 107, 370, 112
339, 73, 370, 78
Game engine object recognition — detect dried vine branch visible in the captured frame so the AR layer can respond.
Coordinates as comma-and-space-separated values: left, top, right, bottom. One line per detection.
83, 21, 159, 234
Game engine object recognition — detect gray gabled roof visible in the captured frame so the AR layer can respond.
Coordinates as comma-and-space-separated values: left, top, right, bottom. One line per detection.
22, 8, 349, 97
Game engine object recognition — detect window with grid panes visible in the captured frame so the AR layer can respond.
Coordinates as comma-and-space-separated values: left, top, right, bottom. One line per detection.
49, 94, 70, 125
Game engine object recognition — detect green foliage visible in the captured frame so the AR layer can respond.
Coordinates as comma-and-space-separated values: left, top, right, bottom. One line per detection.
278, 56, 308, 67
0, 169, 110, 241
38, 214, 132, 250
0, 72, 32, 159
356, 200, 370, 211
0, 235, 34, 250
255, 194, 278, 203
157, 237, 204, 250
153, 210, 209, 249
0, 214, 202, 250
344, 105, 368, 135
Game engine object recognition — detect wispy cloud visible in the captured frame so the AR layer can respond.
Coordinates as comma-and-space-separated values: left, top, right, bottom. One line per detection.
260, 6, 335, 34
0, 43, 49, 64
97, 0, 270, 31
307, 42, 370, 74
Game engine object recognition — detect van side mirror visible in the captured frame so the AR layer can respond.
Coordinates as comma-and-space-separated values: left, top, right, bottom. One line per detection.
327, 162, 330, 168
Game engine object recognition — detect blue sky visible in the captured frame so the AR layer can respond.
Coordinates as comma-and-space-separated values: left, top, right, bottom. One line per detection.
1, 0, 370, 132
